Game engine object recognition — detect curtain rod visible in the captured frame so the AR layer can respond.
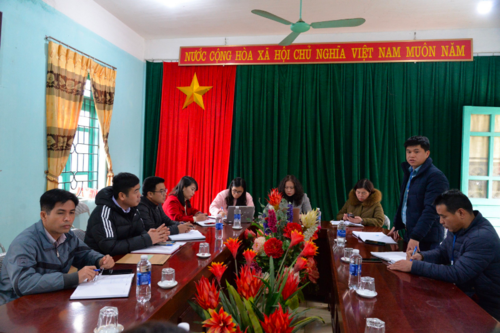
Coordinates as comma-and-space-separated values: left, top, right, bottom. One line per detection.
45, 36, 117, 70
146, 59, 179, 62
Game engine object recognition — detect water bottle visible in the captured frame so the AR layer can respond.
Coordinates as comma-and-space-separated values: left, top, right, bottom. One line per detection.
348, 249, 362, 290
234, 206, 241, 228
337, 220, 346, 247
215, 214, 224, 240
136, 255, 151, 303
317, 208, 322, 223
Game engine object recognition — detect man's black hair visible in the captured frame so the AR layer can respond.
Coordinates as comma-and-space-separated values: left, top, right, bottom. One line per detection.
404, 136, 430, 151
40, 189, 79, 213
112, 172, 140, 199
433, 189, 474, 214
142, 176, 165, 196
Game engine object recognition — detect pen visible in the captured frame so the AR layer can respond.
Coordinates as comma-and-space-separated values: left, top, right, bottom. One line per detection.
410, 247, 418, 262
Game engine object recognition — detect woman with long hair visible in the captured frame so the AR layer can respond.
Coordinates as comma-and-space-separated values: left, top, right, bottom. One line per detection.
163, 176, 208, 222
209, 177, 254, 217
336, 179, 384, 227
277, 175, 312, 213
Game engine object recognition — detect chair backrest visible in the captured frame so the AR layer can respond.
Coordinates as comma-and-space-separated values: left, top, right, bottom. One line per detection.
0, 243, 5, 253
75, 202, 90, 217
72, 228, 86, 243
0, 253, 6, 272
384, 215, 391, 229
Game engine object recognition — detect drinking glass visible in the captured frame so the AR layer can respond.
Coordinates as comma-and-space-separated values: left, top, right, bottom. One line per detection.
96, 306, 119, 333
233, 219, 242, 229
162, 268, 175, 285
199, 243, 209, 255
365, 318, 385, 333
360, 277, 376, 293
344, 247, 353, 260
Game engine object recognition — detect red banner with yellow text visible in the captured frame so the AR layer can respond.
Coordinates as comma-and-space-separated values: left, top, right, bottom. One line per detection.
179, 39, 472, 66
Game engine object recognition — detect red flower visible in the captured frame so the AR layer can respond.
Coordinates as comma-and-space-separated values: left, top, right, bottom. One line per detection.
289, 230, 304, 248
195, 276, 219, 310
208, 262, 227, 285
235, 265, 263, 300
266, 188, 283, 210
224, 238, 241, 259
281, 271, 300, 301
264, 238, 284, 259
203, 307, 239, 333
260, 304, 294, 333
283, 222, 302, 238
243, 249, 257, 265
293, 257, 308, 273
299, 241, 318, 257
311, 227, 320, 241
304, 257, 320, 284
244, 229, 256, 239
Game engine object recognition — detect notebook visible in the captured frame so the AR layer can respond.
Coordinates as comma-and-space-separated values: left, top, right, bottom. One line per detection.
169, 229, 206, 241
331, 220, 364, 228
70, 274, 134, 300
131, 242, 186, 255
370, 251, 406, 264
352, 231, 397, 245
116, 254, 169, 265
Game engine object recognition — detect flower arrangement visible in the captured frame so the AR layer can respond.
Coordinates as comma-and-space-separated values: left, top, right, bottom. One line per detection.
189, 237, 324, 333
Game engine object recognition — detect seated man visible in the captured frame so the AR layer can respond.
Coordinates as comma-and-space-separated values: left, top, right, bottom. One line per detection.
85, 172, 168, 255
389, 190, 500, 321
0, 189, 115, 305
137, 176, 194, 235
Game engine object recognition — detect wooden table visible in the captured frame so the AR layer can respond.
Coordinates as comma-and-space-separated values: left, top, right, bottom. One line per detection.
324, 223, 500, 333
0, 223, 248, 333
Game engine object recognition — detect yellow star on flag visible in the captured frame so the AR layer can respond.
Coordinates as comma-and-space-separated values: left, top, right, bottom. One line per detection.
177, 73, 212, 110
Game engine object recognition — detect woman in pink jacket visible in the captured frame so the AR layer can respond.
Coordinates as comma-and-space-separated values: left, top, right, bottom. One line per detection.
209, 178, 254, 217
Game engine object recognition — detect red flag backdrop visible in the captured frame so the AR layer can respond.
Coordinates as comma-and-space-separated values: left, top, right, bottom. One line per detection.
155, 62, 237, 214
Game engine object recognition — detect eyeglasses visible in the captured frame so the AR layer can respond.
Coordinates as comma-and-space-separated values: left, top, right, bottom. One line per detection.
231, 189, 243, 195
154, 189, 168, 195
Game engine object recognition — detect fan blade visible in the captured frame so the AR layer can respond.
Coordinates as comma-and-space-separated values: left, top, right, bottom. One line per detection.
311, 18, 366, 29
251, 10, 292, 25
279, 31, 301, 46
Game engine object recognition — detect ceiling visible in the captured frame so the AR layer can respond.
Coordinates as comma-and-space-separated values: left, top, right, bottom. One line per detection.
94, 0, 500, 40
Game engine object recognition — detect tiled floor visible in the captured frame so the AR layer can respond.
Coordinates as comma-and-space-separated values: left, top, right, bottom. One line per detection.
296, 301, 333, 333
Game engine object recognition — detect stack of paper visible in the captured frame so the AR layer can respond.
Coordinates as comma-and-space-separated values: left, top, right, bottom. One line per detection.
131, 242, 186, 255
169, 229, 206, 241
196, 221, 217, 227
352, 231, 397, 244
70, 274, 134, 300
331, 221, 364, 228
371, 251, 406, 264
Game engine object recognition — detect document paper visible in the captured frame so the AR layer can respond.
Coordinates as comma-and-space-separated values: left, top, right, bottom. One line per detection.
70, 274, 134, 300
169, 229, 206, 241
352, 231, 397, 244
331, 221, 364, 228
131, 242, 186, 255
371, 251, 406, 264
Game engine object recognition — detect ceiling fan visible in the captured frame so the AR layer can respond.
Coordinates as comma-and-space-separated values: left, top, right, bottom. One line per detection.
251, 0, 366, 46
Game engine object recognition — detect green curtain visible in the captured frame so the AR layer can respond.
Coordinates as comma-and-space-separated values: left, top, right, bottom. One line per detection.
142, 62, 163, 180
228, 56, 500, 225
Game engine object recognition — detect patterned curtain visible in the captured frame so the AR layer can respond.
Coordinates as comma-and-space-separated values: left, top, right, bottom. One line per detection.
45, 41, 90, 190
89, 60, 117, 186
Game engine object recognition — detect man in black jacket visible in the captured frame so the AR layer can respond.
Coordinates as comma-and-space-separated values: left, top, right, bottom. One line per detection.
85, 173, 169, 255
388, 136, 449, 252
137, 177, 194, 235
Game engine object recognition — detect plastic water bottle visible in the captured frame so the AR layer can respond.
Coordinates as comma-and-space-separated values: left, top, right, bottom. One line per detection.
215, 214, 224, 240
337, 220, 346, 247
136, 255, 151, 303
348, 249, 362, 290
234, 206, 241, 228
317, 208, 322, 223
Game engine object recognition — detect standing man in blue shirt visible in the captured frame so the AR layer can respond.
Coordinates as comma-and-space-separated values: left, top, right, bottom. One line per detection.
388, 136, 449, 252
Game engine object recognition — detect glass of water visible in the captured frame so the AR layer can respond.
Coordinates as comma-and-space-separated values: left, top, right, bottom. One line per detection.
365, 318, 385, 333
162, 268, 175, 285
360, 277, 376, 294
233, 219, 242, 229
199, 242, 209, 256
96, 306, 119, 333
343, 247, 353, 261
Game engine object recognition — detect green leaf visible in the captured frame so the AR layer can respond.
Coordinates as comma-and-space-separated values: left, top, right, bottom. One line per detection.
291, 316, 325, 333
220, 290, 240, 324
244, 298, 263, 333
252, 222, 264, 230
285, 294, 300, 310
228, 284, 252, 330
187, 300, 209, 321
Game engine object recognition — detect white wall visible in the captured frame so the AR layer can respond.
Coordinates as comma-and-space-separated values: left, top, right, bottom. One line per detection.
145, 28, 500, 60
42, 0, 146, 60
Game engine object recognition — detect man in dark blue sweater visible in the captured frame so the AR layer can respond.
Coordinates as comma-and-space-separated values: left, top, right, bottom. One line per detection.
388, 190, 500, 321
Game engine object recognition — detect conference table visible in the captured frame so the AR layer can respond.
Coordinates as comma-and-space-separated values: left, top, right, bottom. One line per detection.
0, 223, 249, 333
322, 222, 500, 333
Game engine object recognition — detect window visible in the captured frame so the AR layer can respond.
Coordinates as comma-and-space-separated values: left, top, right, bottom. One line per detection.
461, 106, 500, 235
58, 77, 105, 198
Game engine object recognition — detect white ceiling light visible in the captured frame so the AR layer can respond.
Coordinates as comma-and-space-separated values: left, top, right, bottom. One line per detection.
477, 1, 493, 14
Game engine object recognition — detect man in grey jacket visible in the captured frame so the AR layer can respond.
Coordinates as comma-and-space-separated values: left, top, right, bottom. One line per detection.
388, 190, 500, 321
0, 189, 115, 305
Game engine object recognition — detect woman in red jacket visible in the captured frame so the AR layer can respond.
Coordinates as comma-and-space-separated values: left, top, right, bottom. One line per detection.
163, 176, 208, 223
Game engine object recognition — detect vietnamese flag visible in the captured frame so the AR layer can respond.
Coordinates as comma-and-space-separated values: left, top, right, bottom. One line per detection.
156, 63, 237, 214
